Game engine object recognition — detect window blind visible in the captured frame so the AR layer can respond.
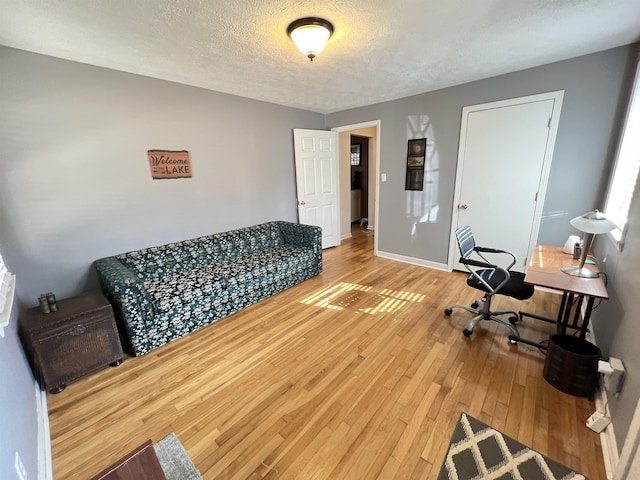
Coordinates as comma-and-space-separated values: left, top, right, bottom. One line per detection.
0, 254, 10, 313
605, 60, 640, 245
0, 252, 15, 337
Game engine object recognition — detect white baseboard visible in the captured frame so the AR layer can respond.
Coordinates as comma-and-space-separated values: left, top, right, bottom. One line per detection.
586, 329, 618, 480
35, 383, 52, 480
376, 250, 449, 271
340, 233, 352, 241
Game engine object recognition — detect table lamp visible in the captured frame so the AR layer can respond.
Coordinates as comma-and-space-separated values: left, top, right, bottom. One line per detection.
562, 210, 616, 278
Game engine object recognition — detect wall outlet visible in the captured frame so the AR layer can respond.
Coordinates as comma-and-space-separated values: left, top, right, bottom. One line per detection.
604, 357, 625, 394
14, 452, 27, 480
586, 411, 611, 433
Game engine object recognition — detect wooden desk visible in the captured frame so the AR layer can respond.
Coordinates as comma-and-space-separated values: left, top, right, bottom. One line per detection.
522, 245, 608, 339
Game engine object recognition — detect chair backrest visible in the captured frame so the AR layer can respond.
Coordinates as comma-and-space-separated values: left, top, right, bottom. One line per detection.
455, 225, 476, 261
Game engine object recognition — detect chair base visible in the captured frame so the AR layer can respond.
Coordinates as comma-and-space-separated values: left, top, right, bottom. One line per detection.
444, 295, 520, 339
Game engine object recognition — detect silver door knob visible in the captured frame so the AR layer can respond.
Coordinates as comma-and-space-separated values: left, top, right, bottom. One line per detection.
459, 204, 468, 210
298, 200, 306, 205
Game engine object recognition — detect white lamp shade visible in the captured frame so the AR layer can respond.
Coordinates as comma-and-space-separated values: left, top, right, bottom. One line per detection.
290, 24, 331, 57
569, 210, 616, 234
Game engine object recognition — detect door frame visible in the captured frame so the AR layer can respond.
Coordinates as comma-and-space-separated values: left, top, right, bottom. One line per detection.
331, 120, 381, 255
447, 91, 564, 271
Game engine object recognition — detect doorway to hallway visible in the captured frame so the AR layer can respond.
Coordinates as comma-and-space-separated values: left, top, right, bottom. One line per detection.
332, 120, 380, 255
350, 135, 369, 229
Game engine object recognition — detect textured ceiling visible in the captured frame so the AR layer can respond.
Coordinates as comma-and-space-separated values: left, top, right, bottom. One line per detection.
1, 0, 639, 114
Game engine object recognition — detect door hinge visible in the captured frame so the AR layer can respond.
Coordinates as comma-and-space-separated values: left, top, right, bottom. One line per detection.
534, 192, 538, 202
547, 117, 551, 128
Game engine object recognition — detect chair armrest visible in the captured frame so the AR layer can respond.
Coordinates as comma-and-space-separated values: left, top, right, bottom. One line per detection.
474, 246, 506, 254
94, 257, 154, 356
460, 257, 498, 269
460, 257, 512, 294
276, 221, 321, 247
474, 246, 517, 270
276, 221, 323, 274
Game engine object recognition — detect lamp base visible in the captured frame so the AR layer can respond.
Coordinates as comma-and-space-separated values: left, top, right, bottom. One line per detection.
561, 266, 600, 278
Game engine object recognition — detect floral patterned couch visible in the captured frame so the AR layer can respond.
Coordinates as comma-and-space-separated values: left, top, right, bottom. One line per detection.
94, 221, 322, 356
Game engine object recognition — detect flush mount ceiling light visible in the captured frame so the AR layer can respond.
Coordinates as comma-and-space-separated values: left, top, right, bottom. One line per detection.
287, 17, 334, 61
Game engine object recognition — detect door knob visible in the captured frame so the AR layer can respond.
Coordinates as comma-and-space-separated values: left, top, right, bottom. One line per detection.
298, 200, 306, 205
459, 204, 468, 210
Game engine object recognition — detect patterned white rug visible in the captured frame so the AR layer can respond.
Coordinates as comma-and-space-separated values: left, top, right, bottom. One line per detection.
438, 413, 586, 480
154, 433, 203, 480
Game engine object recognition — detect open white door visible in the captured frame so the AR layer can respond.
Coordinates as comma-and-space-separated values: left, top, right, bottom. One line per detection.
449, 91, 564, 271
293, 128, 340, 249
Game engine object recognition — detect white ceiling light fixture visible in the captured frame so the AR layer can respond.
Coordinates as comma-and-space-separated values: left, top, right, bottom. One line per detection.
287, 17, 334, 61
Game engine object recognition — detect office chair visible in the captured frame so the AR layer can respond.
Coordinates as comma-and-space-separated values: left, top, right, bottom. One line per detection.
444, 225, 534, 339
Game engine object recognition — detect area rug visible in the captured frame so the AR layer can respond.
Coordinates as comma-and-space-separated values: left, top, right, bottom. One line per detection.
154, 433, 203, 480
438, 413, 586, 479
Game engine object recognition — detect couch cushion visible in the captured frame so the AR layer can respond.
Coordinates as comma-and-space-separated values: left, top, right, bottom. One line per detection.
143, 263, 226, 314
144, 244, 315, 318
196, 222, 285, 263
118, 243, 199, 280
119, 222, 286, 280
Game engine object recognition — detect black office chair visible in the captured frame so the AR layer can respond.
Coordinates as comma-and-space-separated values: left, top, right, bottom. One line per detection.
444, 225, 534, 339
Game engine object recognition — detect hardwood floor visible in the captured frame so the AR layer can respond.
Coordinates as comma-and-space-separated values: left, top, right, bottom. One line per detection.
47, 226, 607, 479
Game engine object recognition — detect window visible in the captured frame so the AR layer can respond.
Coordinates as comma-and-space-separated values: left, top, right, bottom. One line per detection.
604, 60, 640, 248
350, 144, 361, 166
0, 254, 11, 311
0, 252, 15, 337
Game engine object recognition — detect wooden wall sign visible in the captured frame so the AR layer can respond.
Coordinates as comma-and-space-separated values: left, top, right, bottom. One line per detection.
147, 150, 192, 179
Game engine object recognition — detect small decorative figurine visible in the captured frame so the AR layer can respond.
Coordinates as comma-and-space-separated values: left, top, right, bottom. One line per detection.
38, 295, 50, 314
46, 292, 58, 312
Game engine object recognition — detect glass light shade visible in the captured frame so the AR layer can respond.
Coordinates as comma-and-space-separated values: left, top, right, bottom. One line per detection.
287, 18, 334, 60
569, 210, 616, 234
290, 25, 330, 57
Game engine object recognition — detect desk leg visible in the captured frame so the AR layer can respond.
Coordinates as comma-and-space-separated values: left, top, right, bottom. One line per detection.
571, 295, 584, 333
560, 292, 575, 335
580, 297, 595, 339
557, 292, 569, 334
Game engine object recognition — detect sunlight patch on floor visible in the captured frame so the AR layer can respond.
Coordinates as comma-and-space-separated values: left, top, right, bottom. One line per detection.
300, 283, 425, 315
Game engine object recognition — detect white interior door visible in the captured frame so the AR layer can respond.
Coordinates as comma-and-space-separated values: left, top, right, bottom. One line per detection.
293, 128, 339, 249
449, 92, 564, 271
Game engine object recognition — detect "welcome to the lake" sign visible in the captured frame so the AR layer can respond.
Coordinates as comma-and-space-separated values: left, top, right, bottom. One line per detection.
147, 150, 192, 179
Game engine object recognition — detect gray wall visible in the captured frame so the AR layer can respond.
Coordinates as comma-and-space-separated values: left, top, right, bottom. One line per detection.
0, 46, 323, 479
593, 46, 640, 450
595, 190, 640, 452
325, 45, 635, 265
0, 273, 39, 480
0, 46, 325, 304
2, 41, 639, 473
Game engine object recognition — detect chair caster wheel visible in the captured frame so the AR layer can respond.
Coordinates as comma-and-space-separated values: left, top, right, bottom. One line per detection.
509, 316, 519, 325
444, 308, 452, 316
463, 329, 472, 337
508, 335, 519, 344
471, 302, 479, 309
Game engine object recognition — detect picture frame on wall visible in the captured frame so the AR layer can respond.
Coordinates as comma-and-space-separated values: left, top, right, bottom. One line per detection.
407, 156, 425, 167
405, 168, 424, 191
405, 138, 427, 191
407, 138, 426, 156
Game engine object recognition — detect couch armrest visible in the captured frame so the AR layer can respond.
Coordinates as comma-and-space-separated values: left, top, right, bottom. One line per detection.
276, 221, 323, 272
94, 257, 154, 356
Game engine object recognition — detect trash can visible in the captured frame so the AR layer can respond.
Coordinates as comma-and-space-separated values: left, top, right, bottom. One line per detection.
543, 334, 600, 397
